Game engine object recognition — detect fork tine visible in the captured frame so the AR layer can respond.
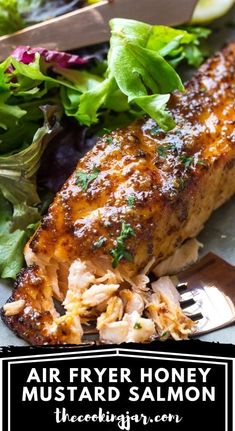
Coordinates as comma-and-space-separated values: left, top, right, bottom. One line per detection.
180, 290, 194, 298
187, 312, 204, 321
176, 282, 188, 292
180, 298, 196, 309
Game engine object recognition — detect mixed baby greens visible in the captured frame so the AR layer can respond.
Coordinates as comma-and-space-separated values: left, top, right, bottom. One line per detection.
0, 0, 87, 35
73, 20, 210, 129
0, 18, 210, 279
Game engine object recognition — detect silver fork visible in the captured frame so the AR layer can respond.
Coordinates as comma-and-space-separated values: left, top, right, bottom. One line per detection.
178, 253, 235, 336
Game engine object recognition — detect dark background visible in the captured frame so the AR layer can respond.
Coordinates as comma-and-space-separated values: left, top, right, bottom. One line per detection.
1, 341, 234, 431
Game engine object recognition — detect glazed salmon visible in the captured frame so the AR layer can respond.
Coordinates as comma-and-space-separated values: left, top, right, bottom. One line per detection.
3, 42, 235, 345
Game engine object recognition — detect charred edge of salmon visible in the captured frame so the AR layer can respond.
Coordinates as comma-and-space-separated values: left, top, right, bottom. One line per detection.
2, 266, 82, 346
1, 267, 57, 345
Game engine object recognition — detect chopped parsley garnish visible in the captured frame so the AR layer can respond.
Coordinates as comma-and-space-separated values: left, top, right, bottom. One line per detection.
127, 195, 136, 208
93, 236, 107, 250
157, 143, 177, 158
160, 331, 170, 340
157, 146, 168, 158
106, 137, 113, 144
150, 126, 162, 136
111, 222, 135, 268
180, 155, 206, 168
76, 167, 100, 191
134, 322, 142, 330
179, 155, 194, 168
103, 128, 112, 134
197, 159, 207, 167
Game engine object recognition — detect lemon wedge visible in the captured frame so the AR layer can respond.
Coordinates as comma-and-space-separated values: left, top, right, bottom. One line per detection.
191, 0, 234, 24
87, 0, 101, 4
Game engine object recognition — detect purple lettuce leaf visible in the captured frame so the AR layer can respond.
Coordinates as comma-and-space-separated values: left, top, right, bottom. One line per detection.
11, 46, 90, 68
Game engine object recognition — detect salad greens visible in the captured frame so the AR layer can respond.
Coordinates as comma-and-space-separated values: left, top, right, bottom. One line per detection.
0, 106, 61, 209
0, 1, 85, 35
0, 107, 60, 278
0, 195, 37, 279
0, 1, 24, 36
74, 19, 210, 130
0, 18, 211, 279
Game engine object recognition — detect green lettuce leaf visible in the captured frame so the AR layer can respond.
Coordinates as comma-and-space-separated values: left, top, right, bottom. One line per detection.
0, 106, 61, 279
134, 94, 175, 130
0, 0, 24, 36
147, 26, 194, 52
0, 105, 61, 206
0, 93, 26, 130
75, 77, 116, 126
0, 193, 38, 279
0, 226, 27, 279
166, 25, 212, 67
11, 203, 41, 231
108, 42, 184, 99
77, 19, 210, 131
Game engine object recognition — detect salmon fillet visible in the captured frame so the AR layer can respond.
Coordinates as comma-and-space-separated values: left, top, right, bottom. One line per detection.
2, 42, 235, 345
